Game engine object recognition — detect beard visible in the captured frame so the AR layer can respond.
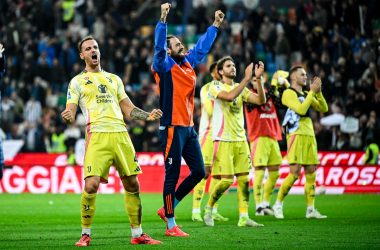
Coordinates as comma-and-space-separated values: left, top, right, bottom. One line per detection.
170, 48, 186, 63
171, 53, 185, 63
224, 72, 236, 79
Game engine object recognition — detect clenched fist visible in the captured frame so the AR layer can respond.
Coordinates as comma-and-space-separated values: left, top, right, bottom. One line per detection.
213, 10, 225, 28
160, 3, 171, 23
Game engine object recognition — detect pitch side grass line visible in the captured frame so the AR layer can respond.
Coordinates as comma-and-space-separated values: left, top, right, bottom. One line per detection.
0, 194, 379, 249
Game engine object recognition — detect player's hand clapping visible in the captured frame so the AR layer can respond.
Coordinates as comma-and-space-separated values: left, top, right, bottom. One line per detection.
254, 61, 264, 78
243, 63, 254, 81
310, 77, 322, 93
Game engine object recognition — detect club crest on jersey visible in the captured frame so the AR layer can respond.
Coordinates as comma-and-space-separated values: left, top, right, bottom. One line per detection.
98, 84, 107, 93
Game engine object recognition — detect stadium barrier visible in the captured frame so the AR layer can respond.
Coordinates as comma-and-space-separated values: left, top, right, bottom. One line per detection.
1, 152, 379, 194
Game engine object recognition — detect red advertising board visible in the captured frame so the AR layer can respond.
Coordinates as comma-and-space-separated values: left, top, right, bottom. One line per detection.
1, 152, 379, 194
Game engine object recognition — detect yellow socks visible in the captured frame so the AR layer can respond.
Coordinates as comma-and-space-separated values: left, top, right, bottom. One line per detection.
263, 170, 280, 204
305, 172, 316, 207
209, 177, 220, 209
80, 191, 97, 229
124, 191, 142, 227
237, 175, 249, 215
253, 170, 265, 206
192, 178, 207, 210
207, 178, 233, 207
277, 173, 298, 202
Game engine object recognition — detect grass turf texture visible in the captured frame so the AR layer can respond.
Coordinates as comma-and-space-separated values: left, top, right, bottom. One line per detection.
0, 193, 379, 249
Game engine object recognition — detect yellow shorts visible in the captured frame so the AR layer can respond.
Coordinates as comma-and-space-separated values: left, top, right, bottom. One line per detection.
250, 136, 282, 167
83, 132, 142, 183
200, 136, 213, 167
213, 141, 251, 176
286, 134, 319, 165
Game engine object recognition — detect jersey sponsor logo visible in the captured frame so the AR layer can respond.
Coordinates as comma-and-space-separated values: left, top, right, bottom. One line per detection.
85, 80, 93, 85
67, 91, 72, 100
229, 100, 240, 113
259, 113, 276, 119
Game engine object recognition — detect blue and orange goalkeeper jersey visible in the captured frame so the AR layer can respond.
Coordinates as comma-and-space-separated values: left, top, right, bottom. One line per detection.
151, 21, 219, 127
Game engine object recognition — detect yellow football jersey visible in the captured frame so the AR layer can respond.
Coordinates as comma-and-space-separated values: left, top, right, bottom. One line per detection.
198, 82, 214, 142
209, 81, 252, 142
282, 89, 328, 136
66, 70, 128, 133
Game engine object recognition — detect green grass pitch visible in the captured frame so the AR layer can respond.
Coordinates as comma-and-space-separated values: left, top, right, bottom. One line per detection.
0, 193, 379, 249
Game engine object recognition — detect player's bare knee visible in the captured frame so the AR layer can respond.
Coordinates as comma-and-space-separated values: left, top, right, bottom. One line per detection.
204, 166, 212, 179
122, 175, 140, 193
84, 176, 100, 193
84, 182, 99, 194
304, 165, 316, 174
289, 165, 302, 177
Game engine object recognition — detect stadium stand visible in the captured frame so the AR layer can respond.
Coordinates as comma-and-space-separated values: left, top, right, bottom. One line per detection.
0, 0, 379, 154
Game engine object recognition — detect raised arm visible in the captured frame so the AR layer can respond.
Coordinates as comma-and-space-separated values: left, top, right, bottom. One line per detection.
312, 92, 328, 113
152, 3, 171, 72
282, 90, 313, 115
268, 71, 290, 106
311, 78, 328, 113
215, 63, 253, 102
282, 77, 321, 115
246, 62, 266, 105
186, 10, 224, 67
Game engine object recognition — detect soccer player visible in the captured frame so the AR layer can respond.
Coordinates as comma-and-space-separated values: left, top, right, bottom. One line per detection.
0, 43, 5, 180
61, 36, 163, 246
151, 3, 224, 236
245, 71, 289, 216
191, 62, 228, 222
273, 65, 328, 219
203, 56, 265, 227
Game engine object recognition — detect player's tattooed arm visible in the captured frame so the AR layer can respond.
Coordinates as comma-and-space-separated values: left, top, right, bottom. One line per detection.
130, 107, 149, 120
131, 107, 163, 121
120, 97, 163, 121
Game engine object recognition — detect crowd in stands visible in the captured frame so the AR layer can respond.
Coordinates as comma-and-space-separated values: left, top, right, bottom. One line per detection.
0, 0, 379, 156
